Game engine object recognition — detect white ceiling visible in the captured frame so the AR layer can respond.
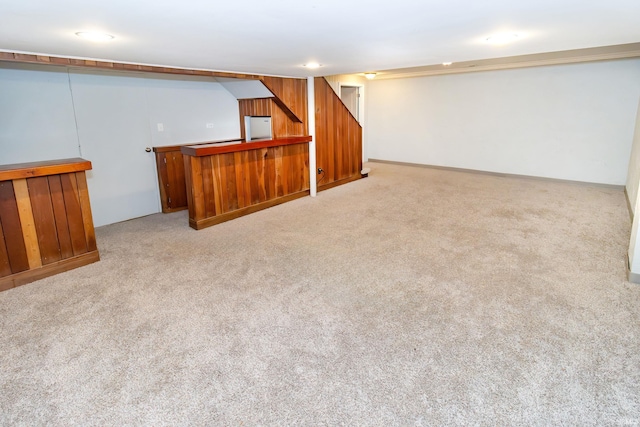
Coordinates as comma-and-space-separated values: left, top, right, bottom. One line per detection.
1, 0, 640, 78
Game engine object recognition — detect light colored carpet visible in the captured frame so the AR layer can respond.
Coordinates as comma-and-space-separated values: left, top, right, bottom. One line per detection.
1, 161, 639, 426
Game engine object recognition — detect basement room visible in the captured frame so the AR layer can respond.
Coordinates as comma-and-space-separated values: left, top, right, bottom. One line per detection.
1, 1, 640, 425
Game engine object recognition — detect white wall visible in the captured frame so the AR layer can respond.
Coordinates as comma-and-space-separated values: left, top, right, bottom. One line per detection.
366, 59, 640, 185
145, 75, 240, 147
625, 99, 640, 214
0, 64, 240, 226
0, 64, 80, 163
626, 98, 640, 279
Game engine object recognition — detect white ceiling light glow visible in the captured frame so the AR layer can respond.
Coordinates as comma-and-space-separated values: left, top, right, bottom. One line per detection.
303, 62, 321, 69
364, 72, 377, 80
75, 32, 115, 42
442, 62, 453, 66
485, 33, 519, 45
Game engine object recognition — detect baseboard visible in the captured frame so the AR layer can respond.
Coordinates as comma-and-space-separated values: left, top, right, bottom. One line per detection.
367, 159, 625, 190
628, 269, 640, 284
162, 206, 188, 214
0, 250, 100, 292
190, 190, 310, 230
318, 174, 363, 192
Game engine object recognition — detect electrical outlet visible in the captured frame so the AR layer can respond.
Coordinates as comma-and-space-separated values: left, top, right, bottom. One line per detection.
206, 123, 214, 129
157, 123, 164, 132
317, 168, 324, 174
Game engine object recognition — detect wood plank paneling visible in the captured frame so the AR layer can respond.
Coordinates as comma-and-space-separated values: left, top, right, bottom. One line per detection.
154, 150, 188, 213
167, 152, 187, 210
248, 149, 261, 205
261, 77, 308, 128
188, 155, 205, 221
264, 148, 276, 201
183, 140, 310, 230
201, 156, 217, 217
0, 51, 261, 81
60, 173, 88, 256
0, 159, 99, 291
0, 181, 29, 275
234, 152, 248, 209
183, 154, 195, 219
156, 153, 170, 212
274, 146, 284, 197
239, 80, 307, 141
27, 177, 62, 265
75, 172, 97, 253
48, 175, 74, 260
0, 219, 12, 278
314, 77, 363, 191
222, 153, 238, 212
211, 155, 225, 214
13, 179, 42, 269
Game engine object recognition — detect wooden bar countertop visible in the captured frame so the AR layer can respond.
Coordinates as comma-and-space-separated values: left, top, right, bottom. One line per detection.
180, 136, 312, 157
0, 158, 92, 181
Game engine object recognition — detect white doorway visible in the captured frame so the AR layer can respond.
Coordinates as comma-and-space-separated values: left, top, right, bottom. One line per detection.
339, 82, 366, 161
340, 86, 360, 121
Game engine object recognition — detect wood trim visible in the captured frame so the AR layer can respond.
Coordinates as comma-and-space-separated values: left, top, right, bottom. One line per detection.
181, 136, 311, 157
0, 51, 262, 80
318, 174, 363, 192
75, 172, 97, 252
189, 190, 310, 230
152, 139, 243, 153
260, 76, 307, 124
12, 179, 42, 269
0, 158, 91, 181
0, 250, 100, 291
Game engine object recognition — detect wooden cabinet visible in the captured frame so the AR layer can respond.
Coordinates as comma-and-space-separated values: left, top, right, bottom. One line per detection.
0, 158, 99, 291
181, 136, 311, 230
153, 139, 243, 213
153, 147, 188, 213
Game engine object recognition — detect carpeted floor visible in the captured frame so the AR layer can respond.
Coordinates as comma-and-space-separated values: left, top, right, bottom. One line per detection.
1, 161, 639, 426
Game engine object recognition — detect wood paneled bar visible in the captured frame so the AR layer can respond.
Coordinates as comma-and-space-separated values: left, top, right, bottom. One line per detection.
0, 158, 99, 291
153, 139, 243, 213
181, 136, 311, 230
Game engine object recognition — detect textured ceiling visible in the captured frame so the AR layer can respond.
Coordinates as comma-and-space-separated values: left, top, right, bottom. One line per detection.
1, 0, 640, 77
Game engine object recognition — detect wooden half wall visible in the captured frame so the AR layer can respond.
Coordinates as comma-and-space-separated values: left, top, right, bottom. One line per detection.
314, 77, 363, 191
0, 158, 99, 291
239, 77, 308, 139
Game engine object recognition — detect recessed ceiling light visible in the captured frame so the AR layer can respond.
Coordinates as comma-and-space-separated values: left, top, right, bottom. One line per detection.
75, 32, 115, 42
442, 62, 453, 66
485, 33, 519, 45
303, 62, 322, 69
364, 72, 377, 80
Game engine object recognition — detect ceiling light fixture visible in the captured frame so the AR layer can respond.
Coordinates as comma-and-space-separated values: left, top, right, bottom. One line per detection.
364, 73, 377, 80
442, 62, 453, 66
303, 62, 321, 69
485, 33, 519, 45
75, 31, 115, 42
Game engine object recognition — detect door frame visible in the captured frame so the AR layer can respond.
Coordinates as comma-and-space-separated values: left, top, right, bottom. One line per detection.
338, 82, 366, 162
